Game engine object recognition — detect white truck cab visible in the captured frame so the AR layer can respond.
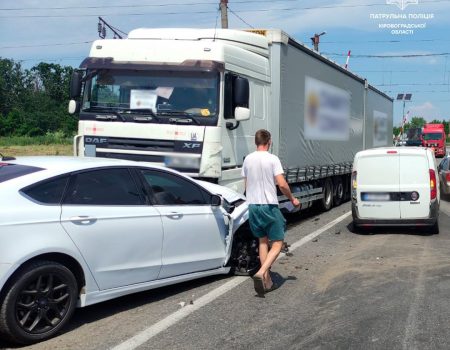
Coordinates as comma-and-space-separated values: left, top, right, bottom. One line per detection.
351, 147, 439, 233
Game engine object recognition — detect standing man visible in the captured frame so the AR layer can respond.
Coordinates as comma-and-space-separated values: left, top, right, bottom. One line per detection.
242, 129, 300, 297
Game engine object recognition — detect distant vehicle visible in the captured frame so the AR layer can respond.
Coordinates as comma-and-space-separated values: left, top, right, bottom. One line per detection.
351, 147, 439, 234
438, 153, 450, 200
423, 123, 446, 157
405, 127, 423, 146
0, 156, 256, 344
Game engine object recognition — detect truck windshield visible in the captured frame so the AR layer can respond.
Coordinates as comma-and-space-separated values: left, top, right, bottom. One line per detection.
81, 69, 219, 126
423, 133, 443, 140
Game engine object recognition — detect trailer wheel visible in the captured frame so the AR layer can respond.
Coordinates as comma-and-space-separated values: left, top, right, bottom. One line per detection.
333, 177, 344, 206
320, 178, 333, 211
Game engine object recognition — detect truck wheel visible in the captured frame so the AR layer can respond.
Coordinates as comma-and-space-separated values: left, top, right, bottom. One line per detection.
0, 261, 78, 345
320, 178, 333, 211
333, 177, 344, 206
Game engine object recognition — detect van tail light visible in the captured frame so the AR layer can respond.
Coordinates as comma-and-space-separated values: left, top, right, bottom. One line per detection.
351, 171, 357, 200
429, 169, 437, 200
446, 172, 450, 186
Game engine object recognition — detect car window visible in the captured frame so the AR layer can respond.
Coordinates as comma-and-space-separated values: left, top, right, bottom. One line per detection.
22, 176, 69, 204
64, 168, 143, 205
440, 158, 449, 171
0, 163, 43, 183
140, 170, 210, 205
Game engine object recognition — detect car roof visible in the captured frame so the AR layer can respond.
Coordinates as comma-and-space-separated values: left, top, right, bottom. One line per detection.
356, 147, 430, 158
2, 156, 190, 186
7, 156, 167, 173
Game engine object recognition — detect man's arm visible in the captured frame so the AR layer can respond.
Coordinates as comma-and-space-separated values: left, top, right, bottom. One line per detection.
275, 174, 300, 207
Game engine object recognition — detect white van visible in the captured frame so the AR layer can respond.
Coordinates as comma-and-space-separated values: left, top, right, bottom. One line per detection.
351, 147, 440, 234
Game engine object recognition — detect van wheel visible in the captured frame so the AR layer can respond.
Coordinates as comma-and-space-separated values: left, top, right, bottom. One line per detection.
320, 178, 333, 211
430, 221, 439, 235
333, 177, 344, 206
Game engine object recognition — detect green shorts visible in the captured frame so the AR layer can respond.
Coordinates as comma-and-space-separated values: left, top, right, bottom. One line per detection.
248, 204, 286, 241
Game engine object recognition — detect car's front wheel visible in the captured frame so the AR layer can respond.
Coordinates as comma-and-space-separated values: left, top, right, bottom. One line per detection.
0, 261, 78, 345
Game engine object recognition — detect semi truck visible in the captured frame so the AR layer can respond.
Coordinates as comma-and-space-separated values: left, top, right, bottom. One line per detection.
405, 127, 423, 147
68, 28, 393, 212
422, 123, 446, 157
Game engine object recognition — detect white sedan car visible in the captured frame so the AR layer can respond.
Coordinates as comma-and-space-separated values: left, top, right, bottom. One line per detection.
0, 156, 258, 345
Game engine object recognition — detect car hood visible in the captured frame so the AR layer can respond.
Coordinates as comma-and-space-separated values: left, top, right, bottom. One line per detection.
195, 180, 245, 204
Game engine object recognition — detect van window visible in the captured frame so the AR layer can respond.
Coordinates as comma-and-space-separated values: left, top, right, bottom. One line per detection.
357, 156, 399, 185
399, 155, 428, 184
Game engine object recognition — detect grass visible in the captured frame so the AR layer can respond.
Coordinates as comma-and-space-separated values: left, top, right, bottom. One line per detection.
0, 133, 73, 157
0, 144, 73, 157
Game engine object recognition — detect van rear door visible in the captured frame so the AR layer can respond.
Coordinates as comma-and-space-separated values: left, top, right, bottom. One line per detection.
357, 152, 400, 219
399, 151, 430, 218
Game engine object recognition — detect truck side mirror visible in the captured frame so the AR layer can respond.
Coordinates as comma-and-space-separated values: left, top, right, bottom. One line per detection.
68, 100, 80, 115
69, 71, 83, 99
235, 107, 250, 121
233, 77, 249, 107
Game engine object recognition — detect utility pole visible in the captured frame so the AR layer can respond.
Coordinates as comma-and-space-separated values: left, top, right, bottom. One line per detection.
220, 0, 228, 29
98, 17, 123, 39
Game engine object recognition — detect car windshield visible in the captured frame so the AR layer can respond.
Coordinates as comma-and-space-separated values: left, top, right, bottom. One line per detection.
423, 133, 443, 140
81, 69, 219, 126
406, 129, 422, 140
0, 163, 43, 183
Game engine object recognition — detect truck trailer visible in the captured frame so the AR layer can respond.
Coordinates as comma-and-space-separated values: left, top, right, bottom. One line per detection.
68, 28, 393, 212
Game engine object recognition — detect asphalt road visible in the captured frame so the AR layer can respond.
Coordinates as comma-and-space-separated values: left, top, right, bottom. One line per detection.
2, 198, 450, 350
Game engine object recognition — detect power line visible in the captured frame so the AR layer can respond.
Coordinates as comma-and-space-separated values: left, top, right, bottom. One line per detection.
228, 6, 254, 29
376, 83, 450, 86
0, 41, 93, 50
0, 0, 302, 11
324, 52, 450, 58
323, 39, 450, 44
17, 57, 85, 62
2, 0, 450, 19
2, 0, 450, 11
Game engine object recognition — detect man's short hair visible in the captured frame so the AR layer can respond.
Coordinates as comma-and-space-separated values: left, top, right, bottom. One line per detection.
255, 129, 271, 146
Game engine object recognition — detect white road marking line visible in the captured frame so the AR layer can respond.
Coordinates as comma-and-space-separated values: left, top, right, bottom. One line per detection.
111, 210, 352, 350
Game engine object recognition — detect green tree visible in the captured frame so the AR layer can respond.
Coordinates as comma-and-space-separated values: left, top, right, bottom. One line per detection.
408, 116, 426, 128
0, 58, 77, 137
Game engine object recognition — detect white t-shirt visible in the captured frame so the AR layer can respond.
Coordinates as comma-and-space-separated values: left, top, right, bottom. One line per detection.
241, 151, 284, 205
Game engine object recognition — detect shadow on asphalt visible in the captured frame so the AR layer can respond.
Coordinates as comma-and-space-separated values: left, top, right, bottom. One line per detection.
0, 274, 230, 349
270, 271, 297, 289
346, 222, 437, 236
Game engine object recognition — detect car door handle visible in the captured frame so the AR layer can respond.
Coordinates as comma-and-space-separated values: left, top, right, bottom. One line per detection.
165, 212, 183, 220
69, 216, 97, 225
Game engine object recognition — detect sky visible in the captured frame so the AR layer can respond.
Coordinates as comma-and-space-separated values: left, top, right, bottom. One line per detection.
1, 0, 450, 126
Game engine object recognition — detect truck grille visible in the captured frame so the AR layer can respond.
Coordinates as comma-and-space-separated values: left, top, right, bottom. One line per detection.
90, 137, 175, 152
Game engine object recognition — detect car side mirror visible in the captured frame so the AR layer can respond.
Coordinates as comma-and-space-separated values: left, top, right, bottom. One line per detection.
211, 194, 222, 206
